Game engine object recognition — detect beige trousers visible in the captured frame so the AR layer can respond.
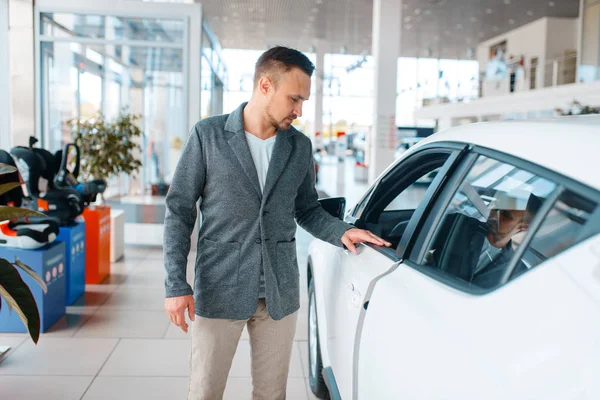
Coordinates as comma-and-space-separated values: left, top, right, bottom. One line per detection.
187, 299, 298, 400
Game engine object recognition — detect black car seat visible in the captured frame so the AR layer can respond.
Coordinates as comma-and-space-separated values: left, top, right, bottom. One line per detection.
54, 143, 106, 205
428, 212, 488, 282
11, 138, 85, 226
0, 150, 59, 249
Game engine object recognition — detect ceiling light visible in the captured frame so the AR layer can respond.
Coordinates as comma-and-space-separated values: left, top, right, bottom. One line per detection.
548, 1, 555, 6
414, 8, 422, 15
404, 16, 412, 22
486, 8, 493, 14
504, 0, 511, 4
527, 10, 534, 16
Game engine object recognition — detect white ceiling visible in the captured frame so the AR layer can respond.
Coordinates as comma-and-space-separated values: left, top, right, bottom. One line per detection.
200, 0, 580, 59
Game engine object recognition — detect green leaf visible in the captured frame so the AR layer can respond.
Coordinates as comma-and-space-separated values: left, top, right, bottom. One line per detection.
14, 259, 47, 294
0, 182, 22, 197
0, 259, 41, 344
0, 206, 46, 223
0, 163, 17, 176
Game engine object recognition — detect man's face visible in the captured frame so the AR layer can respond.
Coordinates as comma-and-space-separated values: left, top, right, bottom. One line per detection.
486, 209, 529, 248
263, 67, 311, 130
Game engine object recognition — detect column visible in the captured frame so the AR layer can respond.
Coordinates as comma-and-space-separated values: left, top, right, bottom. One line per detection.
312, 39, 325, 151
0, 0, 10, 149
369, 0, 401, 184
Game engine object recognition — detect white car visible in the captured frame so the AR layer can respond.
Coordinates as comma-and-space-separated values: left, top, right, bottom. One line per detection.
307, 116, 600, 400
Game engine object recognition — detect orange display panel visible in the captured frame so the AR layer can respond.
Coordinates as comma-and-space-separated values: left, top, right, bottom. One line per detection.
82, 206, 111, 284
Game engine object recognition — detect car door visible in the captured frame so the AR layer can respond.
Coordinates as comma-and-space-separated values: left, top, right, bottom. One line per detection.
325, 145, 467, 400
354, 149, 600, 400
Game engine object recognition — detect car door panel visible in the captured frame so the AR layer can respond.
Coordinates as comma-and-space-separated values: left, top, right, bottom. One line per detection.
356, 258, 600, 400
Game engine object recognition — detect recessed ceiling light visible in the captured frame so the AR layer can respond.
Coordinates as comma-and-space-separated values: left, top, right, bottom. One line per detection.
486, 8, 493, 14
527, 10, 534, 16
414, 8, 422, 15
404, 16, 412, 22
549, 1, 555, 6
508, 19, 515, 24
504, 0, 511, 4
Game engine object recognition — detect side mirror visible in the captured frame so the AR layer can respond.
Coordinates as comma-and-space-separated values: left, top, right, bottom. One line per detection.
318, 197, 346, 220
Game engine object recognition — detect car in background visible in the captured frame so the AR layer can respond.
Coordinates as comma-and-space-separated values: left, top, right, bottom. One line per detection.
307, 116, 600, 400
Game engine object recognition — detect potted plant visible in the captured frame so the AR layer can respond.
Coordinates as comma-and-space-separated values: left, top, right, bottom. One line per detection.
556, 100, 600, 116
67, 110, 143, 200
0, 163, 48, 345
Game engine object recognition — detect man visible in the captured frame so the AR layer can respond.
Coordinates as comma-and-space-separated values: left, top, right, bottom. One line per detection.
471, 190, 542, 286
163, 46, 391, 399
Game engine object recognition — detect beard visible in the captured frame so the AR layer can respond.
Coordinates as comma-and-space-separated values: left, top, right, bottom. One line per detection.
266, 101, 296, 130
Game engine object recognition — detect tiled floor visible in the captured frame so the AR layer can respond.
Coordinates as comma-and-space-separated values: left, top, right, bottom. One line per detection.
0, 154, 364, 400
0, 226, 320, 400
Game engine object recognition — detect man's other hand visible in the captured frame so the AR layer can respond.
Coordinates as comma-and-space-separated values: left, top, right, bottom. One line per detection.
165, 295, 195, 333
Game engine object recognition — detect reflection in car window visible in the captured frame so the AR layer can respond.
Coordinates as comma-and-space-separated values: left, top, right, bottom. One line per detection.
421, 155, 557, 289
353, 187, 375, 217
522, 191, 598, 270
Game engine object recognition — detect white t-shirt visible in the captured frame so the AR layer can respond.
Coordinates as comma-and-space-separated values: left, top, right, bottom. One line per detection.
245, 131, 276, 192
245, 131, 276, 299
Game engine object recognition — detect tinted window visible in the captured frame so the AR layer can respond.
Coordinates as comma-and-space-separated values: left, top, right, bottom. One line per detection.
521, 191, 598, 269
421, 155, 557, 289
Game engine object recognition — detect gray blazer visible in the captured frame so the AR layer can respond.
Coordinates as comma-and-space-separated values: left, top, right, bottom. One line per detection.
164, 102, 352, 320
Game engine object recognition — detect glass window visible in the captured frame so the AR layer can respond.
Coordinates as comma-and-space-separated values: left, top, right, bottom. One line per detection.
384, 167, 441, 211
421, 155, 557, 289
523, 191, 598, 269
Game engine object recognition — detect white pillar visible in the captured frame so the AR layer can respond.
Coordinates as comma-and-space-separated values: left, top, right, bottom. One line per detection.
313, 40, 325, 151
369, 0, 401, 184
0, 0, 10, 149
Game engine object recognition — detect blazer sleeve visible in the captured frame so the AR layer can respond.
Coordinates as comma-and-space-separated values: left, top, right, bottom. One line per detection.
163, 123, 205, 298
294, 145, 353, 248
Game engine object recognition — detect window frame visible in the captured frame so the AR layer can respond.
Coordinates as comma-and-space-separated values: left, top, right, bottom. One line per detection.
407, 144, 600, 295
347, 142, 469, 261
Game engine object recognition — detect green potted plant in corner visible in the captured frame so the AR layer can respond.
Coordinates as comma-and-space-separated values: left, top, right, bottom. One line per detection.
67, 110, 143, 201
0, 163, 48, 345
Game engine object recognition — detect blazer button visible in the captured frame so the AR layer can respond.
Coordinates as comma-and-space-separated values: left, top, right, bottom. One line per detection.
255, 238, 262, 244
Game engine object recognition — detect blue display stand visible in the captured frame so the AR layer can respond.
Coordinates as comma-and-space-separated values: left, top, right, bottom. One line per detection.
57, 222, 86, 305
0, 241, 66, 333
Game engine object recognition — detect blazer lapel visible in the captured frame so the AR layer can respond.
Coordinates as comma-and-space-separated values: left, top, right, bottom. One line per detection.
225, 103, 262, 200
262, 130, 292, 203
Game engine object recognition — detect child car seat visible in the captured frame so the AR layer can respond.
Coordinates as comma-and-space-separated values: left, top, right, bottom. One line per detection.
54, 143, 106, 205
11, 137, 85, 226
0, 150, 59, 249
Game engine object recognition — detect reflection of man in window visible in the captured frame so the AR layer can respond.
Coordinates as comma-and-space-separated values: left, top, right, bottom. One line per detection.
471, 191, 542, 286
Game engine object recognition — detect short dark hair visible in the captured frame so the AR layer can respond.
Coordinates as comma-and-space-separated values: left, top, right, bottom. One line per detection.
254, 46, 315, 87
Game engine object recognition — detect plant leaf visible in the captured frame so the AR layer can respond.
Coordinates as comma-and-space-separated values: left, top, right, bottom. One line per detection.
0, 163, 17, 176
0, 259, 41, 344
0, 206, 46, 222
14, 259, 47, 294
0, 183, 22, 197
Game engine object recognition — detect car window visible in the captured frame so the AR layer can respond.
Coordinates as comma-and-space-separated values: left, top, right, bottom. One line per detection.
420, 155, 557, 289
353, 186, 375, 218
360, 152, 450, 249
520, 191, 598, 270
384, 168, 441, 211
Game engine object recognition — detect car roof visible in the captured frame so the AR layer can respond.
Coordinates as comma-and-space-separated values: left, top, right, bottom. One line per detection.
413, 116, 600, 190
